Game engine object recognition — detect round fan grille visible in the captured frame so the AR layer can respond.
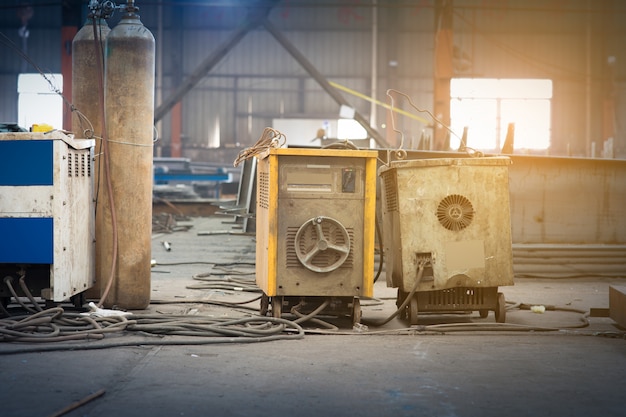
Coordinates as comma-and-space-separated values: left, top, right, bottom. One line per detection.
295, 216, 351, 273
436, 194, 474, 231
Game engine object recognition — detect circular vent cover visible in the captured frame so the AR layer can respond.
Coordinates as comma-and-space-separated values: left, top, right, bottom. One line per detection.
436, 194, 474, 231
295, 216, 351, 273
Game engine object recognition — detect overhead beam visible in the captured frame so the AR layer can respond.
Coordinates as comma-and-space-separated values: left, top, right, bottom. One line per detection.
155, 2, 388, 148
262, 19, 389, 148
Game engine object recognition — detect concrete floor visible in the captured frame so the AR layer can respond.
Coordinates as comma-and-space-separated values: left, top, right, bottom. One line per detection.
1, 215, 625, 417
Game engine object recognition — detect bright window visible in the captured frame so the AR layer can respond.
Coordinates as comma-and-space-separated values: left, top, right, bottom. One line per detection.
18, 73, 63, 131
450, 78, 552, 152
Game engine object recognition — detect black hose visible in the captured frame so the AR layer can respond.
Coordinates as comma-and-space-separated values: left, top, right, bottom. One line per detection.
362, 261, 426, 327
4, 275, 37, 313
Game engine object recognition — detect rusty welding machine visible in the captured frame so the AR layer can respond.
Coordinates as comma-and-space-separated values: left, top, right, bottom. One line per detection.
378, 156, 514, 325
255, 147, 377, 325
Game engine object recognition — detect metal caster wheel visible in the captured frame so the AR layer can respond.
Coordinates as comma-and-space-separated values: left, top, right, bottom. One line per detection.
396, 289, 408, 309
351, 297, 362, 326
71, 292, 85, 309
495, 292, 506, 323
271, 296, 283, 318
260, 294, 269, 316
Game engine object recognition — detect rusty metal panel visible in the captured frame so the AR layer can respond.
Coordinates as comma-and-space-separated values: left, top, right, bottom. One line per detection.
507, 154, 626, 277
508, 155, 626, 244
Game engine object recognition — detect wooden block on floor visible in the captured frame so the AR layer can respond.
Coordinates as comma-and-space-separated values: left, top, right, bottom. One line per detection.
609, 285, 626, 328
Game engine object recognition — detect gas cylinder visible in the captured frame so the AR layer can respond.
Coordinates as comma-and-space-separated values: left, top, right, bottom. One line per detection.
101, 1, 155, 309
71, 15, 110, 301
71, 16, 109, 138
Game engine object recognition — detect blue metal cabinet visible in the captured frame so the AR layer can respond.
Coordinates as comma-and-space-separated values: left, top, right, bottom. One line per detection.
0, 132, 95, 302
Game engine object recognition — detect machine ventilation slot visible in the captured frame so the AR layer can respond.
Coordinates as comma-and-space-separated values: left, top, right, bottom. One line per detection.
426, 287, 485, 307
258, 171, 270, 210
382, 172, 398, 212
436, 194, 474, 231
67, 153, 73, 177
81, 154, 88, 177
286, 226, 354, 269
67, 152, 91, 178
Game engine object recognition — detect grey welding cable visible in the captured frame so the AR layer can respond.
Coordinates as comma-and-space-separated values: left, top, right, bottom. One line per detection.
290, 298, 338, 330
1, 312, 304, 353
0, 308, 134, 342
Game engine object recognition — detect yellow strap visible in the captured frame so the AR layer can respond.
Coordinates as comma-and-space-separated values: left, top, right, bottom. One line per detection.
329, 81, 430, 124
